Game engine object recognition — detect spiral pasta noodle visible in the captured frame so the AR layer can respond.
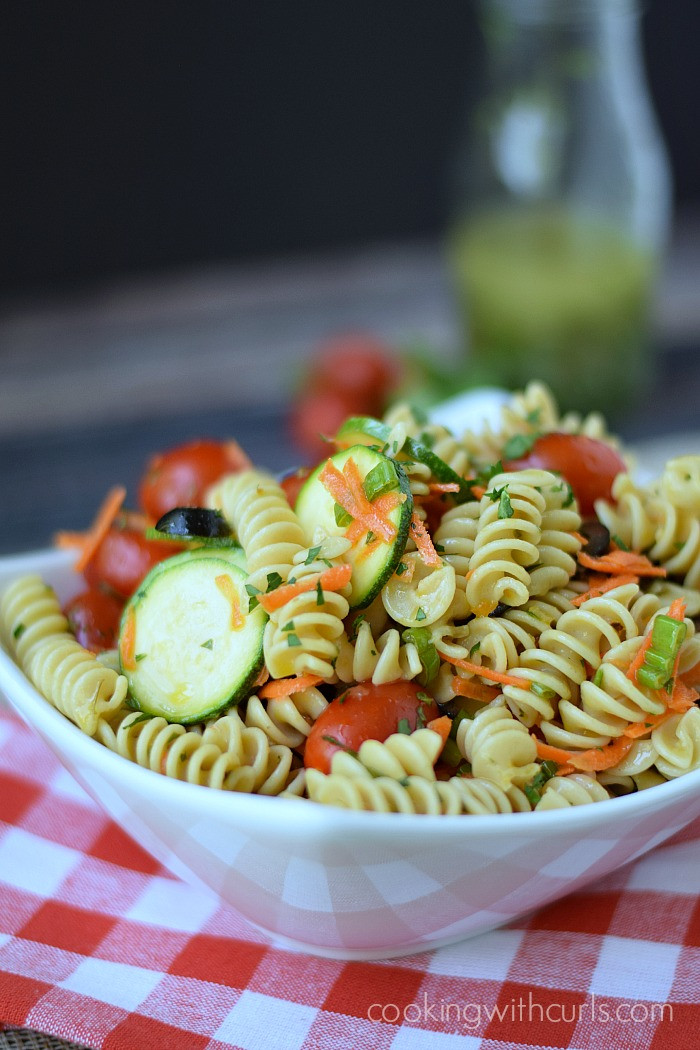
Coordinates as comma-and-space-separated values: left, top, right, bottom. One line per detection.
456, 701, 540, 789
535, 773, 611, 810
7, 378, 700, 818
306, 768, 530, 814
0, 574, 70, 663
208, 469, 307, 592
263, 539, 351, 679
25, 635, 127, 736
335, 620, 422, 685
502, 583, 642, 728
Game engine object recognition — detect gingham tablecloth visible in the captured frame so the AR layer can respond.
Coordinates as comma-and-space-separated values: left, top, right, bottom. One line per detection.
1, 706, 699, 1050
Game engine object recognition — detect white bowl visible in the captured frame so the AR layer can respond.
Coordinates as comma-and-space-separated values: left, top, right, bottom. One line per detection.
3, 547, 700, 960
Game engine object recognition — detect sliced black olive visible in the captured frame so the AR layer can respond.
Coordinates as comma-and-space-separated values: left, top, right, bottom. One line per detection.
155, 507, 232, 539
489, 602, 508, 617
579, 519, 610, 558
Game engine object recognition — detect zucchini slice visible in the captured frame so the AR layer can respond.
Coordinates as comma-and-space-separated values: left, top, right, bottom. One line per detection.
336, 415, 475, 503
295, 444, 412, 609
120, 553, 264, 723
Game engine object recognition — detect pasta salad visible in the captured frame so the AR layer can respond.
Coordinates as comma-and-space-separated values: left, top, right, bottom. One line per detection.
2, 380, 700, 815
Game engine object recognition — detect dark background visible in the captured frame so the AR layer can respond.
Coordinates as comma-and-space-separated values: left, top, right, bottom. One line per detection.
3, 1, 699, 299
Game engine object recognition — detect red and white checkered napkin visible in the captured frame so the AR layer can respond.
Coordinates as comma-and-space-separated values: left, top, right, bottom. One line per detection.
1, 704, 700, 1050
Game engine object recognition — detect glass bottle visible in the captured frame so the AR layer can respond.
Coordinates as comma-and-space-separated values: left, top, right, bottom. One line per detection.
446, 0, 672, 418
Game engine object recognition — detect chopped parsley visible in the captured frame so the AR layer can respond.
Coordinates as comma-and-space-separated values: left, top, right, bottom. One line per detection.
395, 561, 408, 576
523, 760, 559, 806
126, 713, 153, 728
397, 718, 412, 735
502, 432, 540, 460
316, 580, 325, 606
12, 623, 25, 640
135, 651, 148, 661
304, 545, 322, 564
416, 607, 427, 621
334, 502, 354, 527
286, 633, 302, 647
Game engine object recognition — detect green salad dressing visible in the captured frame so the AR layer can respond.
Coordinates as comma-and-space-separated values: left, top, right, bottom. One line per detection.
448, 207, 656, 416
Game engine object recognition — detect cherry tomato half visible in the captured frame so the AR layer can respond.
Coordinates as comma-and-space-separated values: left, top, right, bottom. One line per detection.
83, 527, 179, 599
279, 465, 315, 507
504, 432, 626, 517
138, 439, 251, 521
64, 587, 124, 653
312, 333, 401, 412
288, 387, 358, 461
304, 681, 440, 774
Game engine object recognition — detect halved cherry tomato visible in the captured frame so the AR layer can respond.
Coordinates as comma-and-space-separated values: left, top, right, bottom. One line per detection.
64, 587, 124, 653
304, 681, 439, 774
138, 439, 251, 521
279, 465, 315, 508
83, 527, 179, 599
504, 432, 626, 517
289, 388, 358, 461
312, 333, 401, 412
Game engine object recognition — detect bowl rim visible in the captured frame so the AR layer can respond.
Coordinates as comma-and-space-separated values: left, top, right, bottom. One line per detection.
2, 546, 700, 840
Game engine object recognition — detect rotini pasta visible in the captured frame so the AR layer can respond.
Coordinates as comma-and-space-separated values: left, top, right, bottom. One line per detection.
4, 379, 699, 816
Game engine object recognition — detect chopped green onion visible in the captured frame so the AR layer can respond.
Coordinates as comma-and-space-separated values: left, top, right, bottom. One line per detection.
523, 759, 559, 806
502, 432, 539, 460
362, 460, 398, 502
530, 681, 557, 701
636, 614, 687, 689
334, 503, 354, 527
402, 627, 440, 685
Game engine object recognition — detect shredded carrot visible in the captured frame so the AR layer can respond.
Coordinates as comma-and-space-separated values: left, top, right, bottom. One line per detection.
572, 574, 639, 606
258, 674, 323, 699
319, 458, 397, 543
666, 598, 687, 622
54, 530, 88, 550
409, 512, 441, 567
470, 485, 486, 499
666, 678, 699, 712
626, 596, 686, 684
556, 764, 576, 776
568, 736, 636, 772
439, 651, 532, 690
427, 482, 460, 493
679, 662, 700, 687
257, 563, 352, 614
120, 607, 137, 672
534, 735, 635, 773
570, 532, 588, 545
623, 710, 675, 739
533, 739, 576, 766
215, 574, 244, 630
577, 549, 666, 577
426, 715, 452, 748
626, 632, 656, 682
450, 675, 500, 704
58, 485, 127, 574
